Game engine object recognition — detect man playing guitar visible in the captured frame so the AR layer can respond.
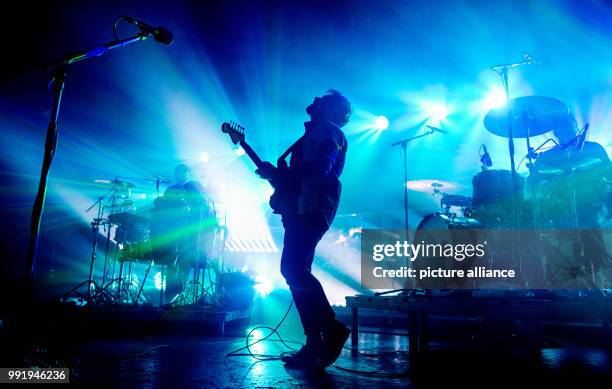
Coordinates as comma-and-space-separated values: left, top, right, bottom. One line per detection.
256, 90, 352, 368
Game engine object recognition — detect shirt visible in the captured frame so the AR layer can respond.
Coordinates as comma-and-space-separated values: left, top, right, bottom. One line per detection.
288, 121, 348, 225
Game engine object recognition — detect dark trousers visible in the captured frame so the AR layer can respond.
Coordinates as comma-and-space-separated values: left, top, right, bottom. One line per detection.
281, 213, 335, 337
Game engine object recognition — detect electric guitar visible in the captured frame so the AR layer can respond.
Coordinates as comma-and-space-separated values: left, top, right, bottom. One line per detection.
221, 121, 298, 215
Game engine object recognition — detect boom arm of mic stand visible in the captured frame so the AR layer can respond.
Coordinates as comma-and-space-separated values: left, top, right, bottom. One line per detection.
391, 129, 435, 147
62, 33, 150, 66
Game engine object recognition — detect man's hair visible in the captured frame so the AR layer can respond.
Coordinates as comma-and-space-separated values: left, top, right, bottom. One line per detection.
174, 163, 191, 181
321, 89, 352, 127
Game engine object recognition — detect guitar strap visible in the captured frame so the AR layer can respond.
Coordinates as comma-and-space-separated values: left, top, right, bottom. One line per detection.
277, 135, 305, 166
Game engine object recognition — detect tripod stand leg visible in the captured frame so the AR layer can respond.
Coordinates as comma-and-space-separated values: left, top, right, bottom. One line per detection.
159, 265, 165, 307
116, 262, 124, 302
61, 280, 91, 301
136, 260, 153, 303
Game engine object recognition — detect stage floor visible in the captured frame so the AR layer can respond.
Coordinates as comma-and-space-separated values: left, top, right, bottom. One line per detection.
3, 326, 611, 387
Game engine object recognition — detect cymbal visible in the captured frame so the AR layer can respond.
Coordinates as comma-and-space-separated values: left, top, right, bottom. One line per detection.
406, 179, 462, 193
118, 176, 172, 185
484, 96, 569, 138
94, 178, 136, 189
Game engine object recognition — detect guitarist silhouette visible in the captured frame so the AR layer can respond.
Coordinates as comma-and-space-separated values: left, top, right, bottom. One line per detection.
256, 90, 352, 369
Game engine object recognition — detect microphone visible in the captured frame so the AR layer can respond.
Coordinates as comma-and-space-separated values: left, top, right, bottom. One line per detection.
480, 145, 493, 168
122, 16, 174, 45
425, 125, 448, 134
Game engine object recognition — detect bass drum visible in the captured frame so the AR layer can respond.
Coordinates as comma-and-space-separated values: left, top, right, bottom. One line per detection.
411, 213, 483, 289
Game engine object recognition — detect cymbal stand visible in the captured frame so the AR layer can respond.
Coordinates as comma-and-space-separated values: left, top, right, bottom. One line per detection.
523, 116, 553, 287
491, 54, 539, 286
62, 189, 117, 304
101, 192, 119, 287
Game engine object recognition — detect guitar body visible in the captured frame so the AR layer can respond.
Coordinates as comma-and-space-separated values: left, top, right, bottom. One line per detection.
268, 168, 299, 215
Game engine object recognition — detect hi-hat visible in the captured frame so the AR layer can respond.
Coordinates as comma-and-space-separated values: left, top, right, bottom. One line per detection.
406, 179, 462, 193
484, 96, 569, 138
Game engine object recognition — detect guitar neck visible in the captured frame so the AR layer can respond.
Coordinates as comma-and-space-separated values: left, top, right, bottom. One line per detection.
239, 141, 264, 169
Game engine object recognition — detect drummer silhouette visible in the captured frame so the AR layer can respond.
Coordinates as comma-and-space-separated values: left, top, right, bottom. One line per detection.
151, 164, 214, 304
533, 114, 611, 287
534, 113, 611, 227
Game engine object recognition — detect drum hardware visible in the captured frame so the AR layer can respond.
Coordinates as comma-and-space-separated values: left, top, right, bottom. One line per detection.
108, 175, 172, 198
483, 96, 569, 139
488, 54, 548, 282
62, 187, 123, 305
485, 93, 571, 285
63, 177, 159, 306
409, 213, 484, 289
406, 179, 463, 194
93, 177, 137, 189
440, 194, 473, 217
153, 176, 172, 197
94, 177, 136, 200
488, 56, 545, 226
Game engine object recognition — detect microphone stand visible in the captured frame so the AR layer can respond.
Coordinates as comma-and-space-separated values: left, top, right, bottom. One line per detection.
25, 32, 154, 301
391, 128, 437, 240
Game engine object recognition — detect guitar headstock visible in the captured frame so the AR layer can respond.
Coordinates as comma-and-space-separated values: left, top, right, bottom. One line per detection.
221, 121, 246, 145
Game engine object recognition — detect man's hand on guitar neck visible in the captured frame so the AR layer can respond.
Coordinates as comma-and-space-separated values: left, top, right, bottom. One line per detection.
255, 161, 278, 180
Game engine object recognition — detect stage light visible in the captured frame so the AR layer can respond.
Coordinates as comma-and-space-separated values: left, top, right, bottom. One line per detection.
423, 102, 449, 122
200, 151, 210, 162
483, 89, 507, 110
264, 185, 274, 198
154, 271, 165, 290
254, 275, 273, 297
235, 148, 245, 157
373, 115, 389, 131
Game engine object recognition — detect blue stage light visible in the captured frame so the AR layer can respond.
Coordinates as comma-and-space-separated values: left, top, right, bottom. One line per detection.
200, 150, 210, 162
423, 101, 449, 122
254, 275, 273, 297
483, 88, 507, 110
373, 115, 389, 131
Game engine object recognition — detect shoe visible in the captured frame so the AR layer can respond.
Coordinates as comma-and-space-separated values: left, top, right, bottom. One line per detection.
317, 319, 350, 368
282, 337, 323, 367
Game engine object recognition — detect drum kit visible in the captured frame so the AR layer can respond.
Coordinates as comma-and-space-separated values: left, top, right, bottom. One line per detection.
406, 95, 611, 289
62, 176, 222, 307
